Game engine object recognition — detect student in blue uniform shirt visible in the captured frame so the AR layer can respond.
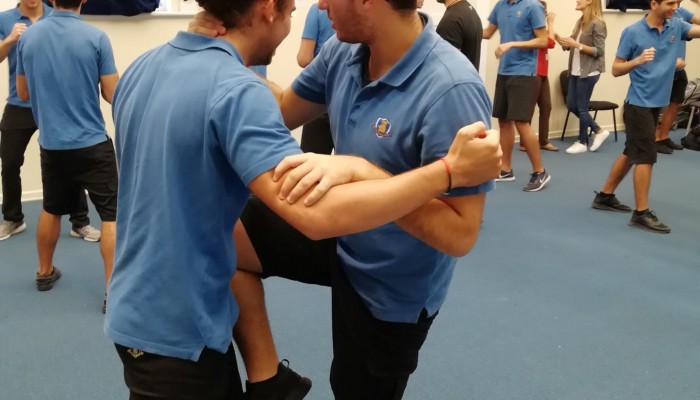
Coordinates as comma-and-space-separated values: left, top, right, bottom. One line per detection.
109, 0, 501, 398
483, 0, 552, 192
592, 0, 700, 233
654, 0, 700, 154
190, 0, 500, 397
0, 0, 100, 242
297, 2, 335, 155
16, 0, 119, 304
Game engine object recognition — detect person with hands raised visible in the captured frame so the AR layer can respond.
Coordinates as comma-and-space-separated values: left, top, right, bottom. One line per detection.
592, 0, 700, 234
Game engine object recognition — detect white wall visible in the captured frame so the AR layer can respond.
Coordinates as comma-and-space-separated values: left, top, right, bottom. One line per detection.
1, 0, 700, 202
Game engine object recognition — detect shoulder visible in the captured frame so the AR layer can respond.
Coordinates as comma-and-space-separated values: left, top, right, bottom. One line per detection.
424, 38, 482, 87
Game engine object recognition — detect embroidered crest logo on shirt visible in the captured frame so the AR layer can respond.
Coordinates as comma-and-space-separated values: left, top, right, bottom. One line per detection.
517, 11, 522, 17
127, 348, 145, 359
670, 35, 676, 43
371, 118, 392, 138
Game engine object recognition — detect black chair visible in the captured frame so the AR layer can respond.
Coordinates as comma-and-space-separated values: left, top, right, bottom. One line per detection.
559, 70, 618, 142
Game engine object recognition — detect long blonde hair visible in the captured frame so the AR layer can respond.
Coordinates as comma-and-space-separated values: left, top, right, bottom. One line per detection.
573, 0, 605, 35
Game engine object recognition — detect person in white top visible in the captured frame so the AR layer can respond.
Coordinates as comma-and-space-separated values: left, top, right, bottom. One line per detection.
556, 0, 608, 154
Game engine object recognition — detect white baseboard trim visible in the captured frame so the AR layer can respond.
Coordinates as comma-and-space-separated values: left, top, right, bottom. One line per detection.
0, 189, 43, 204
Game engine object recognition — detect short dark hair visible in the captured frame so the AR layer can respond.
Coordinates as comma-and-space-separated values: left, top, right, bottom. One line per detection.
197, 0, 287, 29
386, 0, 417, 11
54, 0, 83, 8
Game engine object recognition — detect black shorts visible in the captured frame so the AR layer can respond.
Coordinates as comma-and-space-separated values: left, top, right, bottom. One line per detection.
115, 344, 243, 400
40, 138, 118, 221
492, 74, 537, 122
240, 197, 436, 399
669, 69, 688, 105
622, 103, 660, 165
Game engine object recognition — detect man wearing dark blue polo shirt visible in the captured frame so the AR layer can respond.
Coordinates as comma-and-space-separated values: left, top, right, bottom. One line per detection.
483, 0, 551, 192
109, 0, 501, 398
0, 0, 100, 242
16, 0, 119, 302
592, 0, 700, 233
655, 0, 700, 154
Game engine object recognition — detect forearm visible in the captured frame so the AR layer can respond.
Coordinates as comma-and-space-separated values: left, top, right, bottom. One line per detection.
268, 161, 450, 240
396, 195, 484, 257
0, 40, 14, 63
612, 59, 639, 77
508, 36, 548, 50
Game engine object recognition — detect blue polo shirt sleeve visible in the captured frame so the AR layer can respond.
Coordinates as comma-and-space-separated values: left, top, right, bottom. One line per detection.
420, 83, 495, 196
210, 81, 302, 185
528, 1, 546, 30
15, 38, 24, 75
677, 7, 695, 23
615, 25, 637, 60
302, 4, 319, 41
678, 19, 692, 41
291, 36, 334, 104
487, 1, 500, 26
98, 33, 118, 75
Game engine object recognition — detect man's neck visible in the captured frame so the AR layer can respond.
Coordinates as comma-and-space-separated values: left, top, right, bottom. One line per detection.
365, 12, 423, 81
444, 0, 462, 8
18, 3, 43, 20
646, 12, 666, 31
55, 7, 81, 14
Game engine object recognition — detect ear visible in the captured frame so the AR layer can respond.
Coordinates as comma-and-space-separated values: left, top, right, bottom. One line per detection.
262, 0, 276, 23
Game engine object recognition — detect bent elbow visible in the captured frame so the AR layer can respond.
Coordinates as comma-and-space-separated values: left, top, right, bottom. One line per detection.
447, 229, 479, 258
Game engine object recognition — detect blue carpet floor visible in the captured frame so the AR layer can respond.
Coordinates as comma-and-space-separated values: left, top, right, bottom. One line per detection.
1, 129, 699, 400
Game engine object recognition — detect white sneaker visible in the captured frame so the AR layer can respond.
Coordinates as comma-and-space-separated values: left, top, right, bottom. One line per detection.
70, 225, 101, 242
590, 130, 610, 152
566, 141, 588, 154
0, 220, 26, 241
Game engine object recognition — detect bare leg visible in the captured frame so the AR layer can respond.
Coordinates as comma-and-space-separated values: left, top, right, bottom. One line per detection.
232, 221, 279, 382
498, 119, 515, 172
632, 164, 652, 211
601, 154, 632, 194
515, 121, 544, 173
37, 210, 61, 275
101, 221, 116, 290
656, 103, 681, 141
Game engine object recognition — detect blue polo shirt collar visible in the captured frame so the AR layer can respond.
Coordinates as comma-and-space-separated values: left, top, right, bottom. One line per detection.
12, 3, 52, 20
506, 0, 524, 5
50, 10, 80, 19
346, 12, 438, 88
642, 15, 671, 33
169, 32, 242, 63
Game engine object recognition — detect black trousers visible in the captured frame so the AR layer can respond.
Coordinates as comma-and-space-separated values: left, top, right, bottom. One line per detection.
241, 196, 436, 400
115, 344, 243, 400
0, 105, 90, 227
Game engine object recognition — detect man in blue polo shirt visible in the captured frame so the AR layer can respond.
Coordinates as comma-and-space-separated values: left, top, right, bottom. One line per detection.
655, 0, 700, 154
190, 0, 499, 397
592, 0, 700, 233
483, 0, 551, 192
0, 0, 100, 242
16, 0, 119, 304
109, 0, 501, 398
296, 3, 335, 155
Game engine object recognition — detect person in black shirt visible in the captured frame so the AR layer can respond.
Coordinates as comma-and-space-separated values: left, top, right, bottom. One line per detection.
436, 0, 483, 69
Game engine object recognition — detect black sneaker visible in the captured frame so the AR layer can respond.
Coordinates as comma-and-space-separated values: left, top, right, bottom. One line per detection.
629, 210, 671, 234
244, 360, 312, 400
495, 169, 515, 182
36, 267, 62, 291
655, 140, 673, 154
592, 192, 631, 213
662, 138, 683, 151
